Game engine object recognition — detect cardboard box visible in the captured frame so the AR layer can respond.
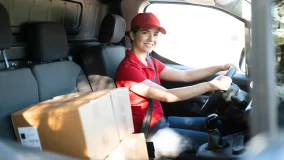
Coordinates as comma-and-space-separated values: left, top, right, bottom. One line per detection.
105, 133, 149, 160
53, 87, 134, 140
12, 90, 120, 160
52, 90, 111, 101
108, 88, 134, 140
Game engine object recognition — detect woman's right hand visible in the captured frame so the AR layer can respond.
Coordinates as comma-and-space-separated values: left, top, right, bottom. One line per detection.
208, 75, 232, 91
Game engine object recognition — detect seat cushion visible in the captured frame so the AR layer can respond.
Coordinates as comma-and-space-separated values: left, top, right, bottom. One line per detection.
83, 45, 126, 79
32, 61, 92, 101
0, 68, 39, 140
82, 45, 126, 91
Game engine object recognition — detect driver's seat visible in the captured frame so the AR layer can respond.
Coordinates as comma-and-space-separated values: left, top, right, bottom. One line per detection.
82, 14, 126, 91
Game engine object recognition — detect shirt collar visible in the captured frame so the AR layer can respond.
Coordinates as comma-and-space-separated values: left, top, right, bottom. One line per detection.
126, 49, 153, 69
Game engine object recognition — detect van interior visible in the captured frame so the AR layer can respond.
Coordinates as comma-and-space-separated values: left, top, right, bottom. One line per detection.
1, 0, 284, 159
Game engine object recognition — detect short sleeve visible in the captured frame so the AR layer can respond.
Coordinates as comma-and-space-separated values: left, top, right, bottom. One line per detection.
115, 63, 147, 88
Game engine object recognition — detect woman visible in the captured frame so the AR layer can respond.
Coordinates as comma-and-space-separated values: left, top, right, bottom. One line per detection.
115, 12, 234, 158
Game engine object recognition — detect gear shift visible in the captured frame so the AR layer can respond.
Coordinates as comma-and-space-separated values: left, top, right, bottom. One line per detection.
206, 113, 227, 150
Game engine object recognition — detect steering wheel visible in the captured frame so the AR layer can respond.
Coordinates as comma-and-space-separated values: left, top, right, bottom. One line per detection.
201, 66, 237, 114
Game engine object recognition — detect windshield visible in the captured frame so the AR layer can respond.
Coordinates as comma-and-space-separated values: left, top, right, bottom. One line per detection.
146, 3, 246, 74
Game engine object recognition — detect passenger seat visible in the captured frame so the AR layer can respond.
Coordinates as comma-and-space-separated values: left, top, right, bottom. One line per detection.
0, 3, 39, 141
82, 14, 126, 91
26, 22, 92, 101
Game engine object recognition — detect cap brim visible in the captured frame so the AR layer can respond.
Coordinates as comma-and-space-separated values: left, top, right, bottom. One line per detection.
140, 24, 166, 34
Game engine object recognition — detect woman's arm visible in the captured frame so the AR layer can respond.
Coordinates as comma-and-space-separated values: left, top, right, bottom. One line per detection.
159, 63, 235, 83
130, 74, 232, 103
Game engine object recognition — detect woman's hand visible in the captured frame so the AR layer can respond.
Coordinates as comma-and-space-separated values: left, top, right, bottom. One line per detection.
220, 63, 238, 72
209, 75, 232, 91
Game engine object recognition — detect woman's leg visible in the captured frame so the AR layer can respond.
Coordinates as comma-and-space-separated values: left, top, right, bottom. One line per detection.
167, 116, 224, 133
148, 127, 208, 159
146, 116, 223, 158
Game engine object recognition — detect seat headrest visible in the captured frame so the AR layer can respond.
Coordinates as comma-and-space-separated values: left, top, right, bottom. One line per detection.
98, 14, 126, 44
0, 3, 12, 49
28, 22, 68, 62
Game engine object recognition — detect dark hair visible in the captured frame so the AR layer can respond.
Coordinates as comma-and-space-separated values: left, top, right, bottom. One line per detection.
130, 26, 140, 34
128, 26, 140, 43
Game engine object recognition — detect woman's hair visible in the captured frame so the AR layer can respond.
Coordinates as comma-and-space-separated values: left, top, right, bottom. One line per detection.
130, 26, 140, 34
128, 26, 140, 43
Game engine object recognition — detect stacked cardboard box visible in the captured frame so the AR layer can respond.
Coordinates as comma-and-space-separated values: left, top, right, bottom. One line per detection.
105, 133, 148, 160
52, 88, 135, 141
11, 88, 149, 160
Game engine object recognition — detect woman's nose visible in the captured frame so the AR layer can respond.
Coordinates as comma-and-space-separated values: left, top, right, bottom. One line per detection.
148, 34, 154, 42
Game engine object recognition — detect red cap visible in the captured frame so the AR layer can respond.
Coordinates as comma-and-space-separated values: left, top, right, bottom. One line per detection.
131, 12, 166, 34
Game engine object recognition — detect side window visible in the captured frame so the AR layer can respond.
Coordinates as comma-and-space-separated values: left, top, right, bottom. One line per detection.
273, 2, 284, 84
146, 3, 246, 74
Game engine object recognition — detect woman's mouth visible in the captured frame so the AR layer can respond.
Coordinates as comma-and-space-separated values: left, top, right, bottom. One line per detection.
144, 43, 153, 47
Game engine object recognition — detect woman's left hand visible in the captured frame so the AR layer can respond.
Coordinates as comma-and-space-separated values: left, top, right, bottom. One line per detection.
220, 63, 238, 72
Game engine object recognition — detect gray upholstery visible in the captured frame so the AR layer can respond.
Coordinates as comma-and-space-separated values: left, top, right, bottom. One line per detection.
27, 22, 92, 101
0, 138, 78, 160
0, 3, 38, 141
27, 22, 68, 62
98, 14, 126, 44
0, 3, 12, 49
32, 61, 91, 101
0, 69, 39, 140
82, 14, 126, 91
83, 46, 126, 79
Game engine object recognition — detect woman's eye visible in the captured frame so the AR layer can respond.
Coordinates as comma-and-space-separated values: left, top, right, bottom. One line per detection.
142, 31, 148, 35
154, 33, 159, 37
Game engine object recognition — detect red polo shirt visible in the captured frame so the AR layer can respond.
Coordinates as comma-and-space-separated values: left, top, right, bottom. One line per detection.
115, 49, 166, 133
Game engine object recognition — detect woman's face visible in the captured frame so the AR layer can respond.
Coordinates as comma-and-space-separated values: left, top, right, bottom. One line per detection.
130, 27, 160, 54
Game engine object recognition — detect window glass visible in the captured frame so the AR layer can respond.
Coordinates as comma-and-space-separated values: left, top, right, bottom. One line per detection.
146, 4, 246, 74
273, 1, 284, 85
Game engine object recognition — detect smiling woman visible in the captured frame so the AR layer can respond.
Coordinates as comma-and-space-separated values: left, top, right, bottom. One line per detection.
115, 12, 235, 159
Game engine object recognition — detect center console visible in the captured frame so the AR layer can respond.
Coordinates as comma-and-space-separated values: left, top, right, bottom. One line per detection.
196, 114, 251, 160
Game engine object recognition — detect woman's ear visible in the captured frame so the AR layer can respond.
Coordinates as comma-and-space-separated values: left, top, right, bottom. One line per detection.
129, 31, 135, 41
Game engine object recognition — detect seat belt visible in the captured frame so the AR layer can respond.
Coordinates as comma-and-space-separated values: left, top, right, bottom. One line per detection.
1, 49, 10, 69
140, 53, 157, 158
140, 53, 157, 138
